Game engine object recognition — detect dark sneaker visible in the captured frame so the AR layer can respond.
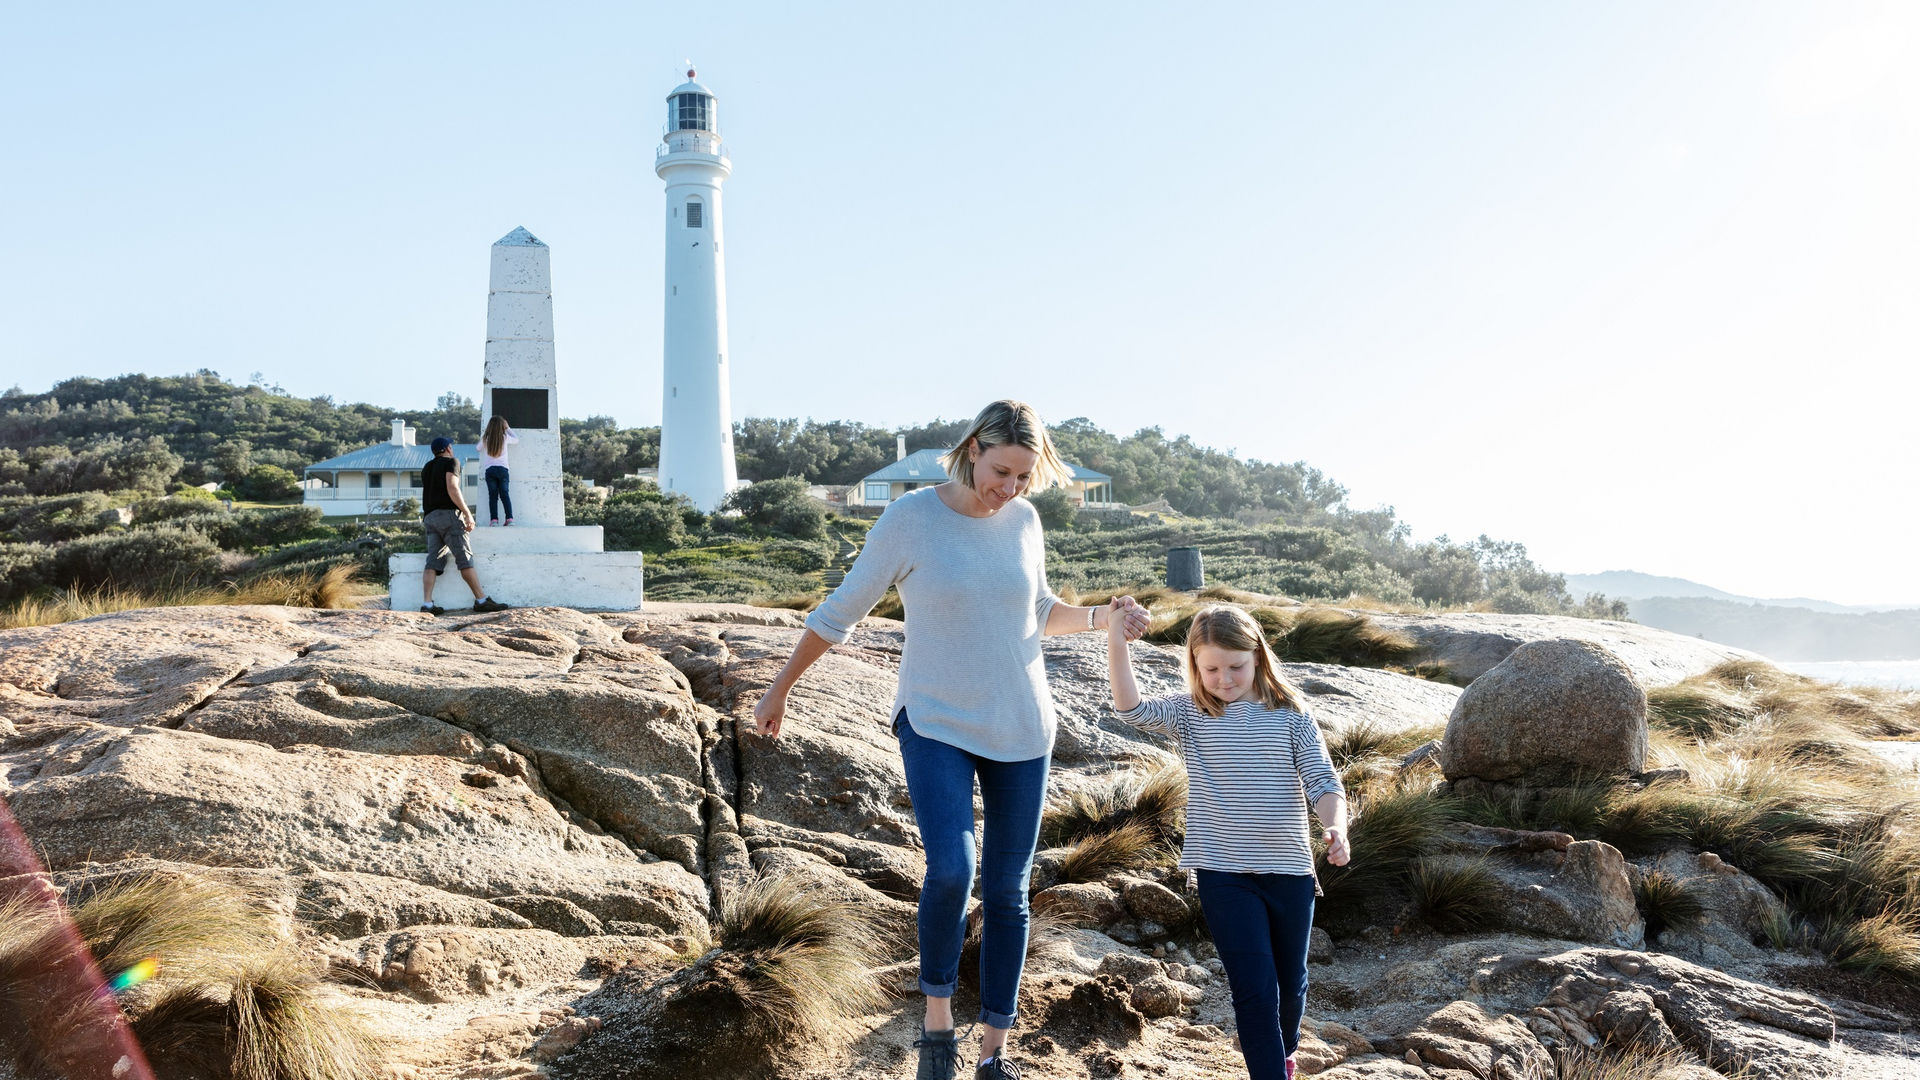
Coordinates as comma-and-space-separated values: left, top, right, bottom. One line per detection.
419, 604, 445, 616
912, 1029, 962, 1080
472, 598, 511, 613
975, 1056, 1022, 1080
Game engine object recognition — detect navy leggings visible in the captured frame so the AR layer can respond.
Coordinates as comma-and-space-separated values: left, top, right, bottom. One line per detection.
484, 466, 512, 521
1196, 869, 1317, 1078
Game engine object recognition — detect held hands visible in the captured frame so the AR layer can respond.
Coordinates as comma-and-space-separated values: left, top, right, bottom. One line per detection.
1322, 825, 1351, 867
1107, 597, 1152, 642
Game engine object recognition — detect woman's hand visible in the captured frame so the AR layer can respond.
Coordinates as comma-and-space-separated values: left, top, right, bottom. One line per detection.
751, 689, 788, 739
1322, 825, 1351, 866
1109, 596, 1152, 641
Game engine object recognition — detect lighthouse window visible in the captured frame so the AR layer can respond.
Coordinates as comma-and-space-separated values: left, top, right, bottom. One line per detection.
685, 200, 703, 228
675, 94, 711, 130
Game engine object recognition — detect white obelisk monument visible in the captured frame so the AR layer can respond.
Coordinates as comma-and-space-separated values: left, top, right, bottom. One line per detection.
482, 227, 564, 525
655, 70, 739, 512
388, 228, 645, 612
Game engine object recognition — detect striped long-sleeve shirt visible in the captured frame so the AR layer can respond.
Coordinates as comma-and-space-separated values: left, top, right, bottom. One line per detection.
1117, 693, 1344, 875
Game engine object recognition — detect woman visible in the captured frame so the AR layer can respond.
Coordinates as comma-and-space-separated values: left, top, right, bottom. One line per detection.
753, 400, 1149, 1080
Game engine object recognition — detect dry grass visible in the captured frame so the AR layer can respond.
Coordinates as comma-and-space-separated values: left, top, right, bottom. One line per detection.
0, 873, 385, 1079
1317, 774, 1457, 915
1552, 1044, 1745, 1080
1040, 764, 1187, 850
716, 873, 896, 1037
1326, 721, 1445, 772
752, 591, 823, 612
0, 564, 361, 629
1055, 821, 1176, 884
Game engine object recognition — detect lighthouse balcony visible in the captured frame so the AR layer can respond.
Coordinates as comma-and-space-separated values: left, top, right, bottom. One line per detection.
659, 131, 726, 158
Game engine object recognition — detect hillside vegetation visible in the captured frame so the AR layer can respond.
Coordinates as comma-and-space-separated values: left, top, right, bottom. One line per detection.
1, 373, 1617, 618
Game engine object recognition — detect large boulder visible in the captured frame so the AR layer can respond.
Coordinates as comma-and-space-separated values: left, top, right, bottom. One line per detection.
1439, 639, 1648, 784
1433, 826, 1645, 948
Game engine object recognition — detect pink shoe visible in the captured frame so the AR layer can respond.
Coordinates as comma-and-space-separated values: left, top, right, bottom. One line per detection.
489, 519, 499, 526
1286, 1056, 1296, 1080
503, 518, 514, 526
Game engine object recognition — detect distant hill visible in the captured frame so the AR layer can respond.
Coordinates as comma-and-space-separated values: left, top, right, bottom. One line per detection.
1624, 596, 1920, 662
1563, 571, 1913, 615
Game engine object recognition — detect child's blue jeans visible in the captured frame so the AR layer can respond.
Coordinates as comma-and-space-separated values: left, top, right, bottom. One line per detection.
894, 710, 1049, 1029
484, 466, 512, 521
1196, 869, 1317, 1078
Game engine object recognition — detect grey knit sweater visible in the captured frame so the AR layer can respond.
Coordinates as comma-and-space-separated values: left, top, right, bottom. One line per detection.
805, 487, 1061, 761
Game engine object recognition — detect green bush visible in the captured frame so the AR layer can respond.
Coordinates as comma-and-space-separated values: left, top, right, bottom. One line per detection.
0, 542, 58, 604
53, 526, 223, 593
601, 489, 692, 553
232, 464, 301, 501
165, 506, 327, 551
1027, 486, 1076, 531
135, 494, 231, 525
724, 478, 826, 540
0, 493, 121, 544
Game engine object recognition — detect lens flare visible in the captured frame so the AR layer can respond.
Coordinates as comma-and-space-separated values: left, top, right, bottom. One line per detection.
108, 957, 159, 993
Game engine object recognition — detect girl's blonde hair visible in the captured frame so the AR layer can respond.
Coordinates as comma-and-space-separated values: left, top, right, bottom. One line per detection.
483, 415, 511, 458
940, 400, 1074, 494
1184, 605, 1308, 717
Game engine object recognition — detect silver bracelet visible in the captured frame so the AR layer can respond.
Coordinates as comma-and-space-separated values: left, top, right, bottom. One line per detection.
1087, 606, 1097, 631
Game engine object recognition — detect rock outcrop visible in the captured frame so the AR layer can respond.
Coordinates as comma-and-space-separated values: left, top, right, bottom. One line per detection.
1362, 611, 1757, 686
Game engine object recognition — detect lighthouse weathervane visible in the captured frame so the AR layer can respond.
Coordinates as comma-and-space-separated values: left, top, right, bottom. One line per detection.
656, 67, 739, 511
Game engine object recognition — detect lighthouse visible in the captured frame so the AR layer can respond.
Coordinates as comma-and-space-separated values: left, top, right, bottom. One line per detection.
656, 70, 739, 512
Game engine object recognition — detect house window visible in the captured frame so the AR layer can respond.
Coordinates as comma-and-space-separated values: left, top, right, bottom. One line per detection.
368, 473, 383, 489
407, 472, 422, 488
864, 481, 890, 502
466, 474, 478, 487
686, 200, 703, 228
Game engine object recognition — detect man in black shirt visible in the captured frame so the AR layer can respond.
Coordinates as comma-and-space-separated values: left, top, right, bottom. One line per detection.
420, 436, 508, 615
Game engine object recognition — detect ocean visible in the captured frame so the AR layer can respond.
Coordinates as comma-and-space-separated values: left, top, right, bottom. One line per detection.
1778, 659, 1920, 690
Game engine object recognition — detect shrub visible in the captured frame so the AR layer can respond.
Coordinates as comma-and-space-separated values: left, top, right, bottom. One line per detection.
0, 492, 123, 543
232, 464, 302, 501
724, 478, 826, 540
0, 542, 58, 605
1026, 485, 1076, 531
602, 492, 689, 552
53, 526, 223, 593
171, 505, 328, 551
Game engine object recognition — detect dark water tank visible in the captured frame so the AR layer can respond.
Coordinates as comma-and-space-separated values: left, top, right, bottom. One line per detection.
1166, 546, 1204, 591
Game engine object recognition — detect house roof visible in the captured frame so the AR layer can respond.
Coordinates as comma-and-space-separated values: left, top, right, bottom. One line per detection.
304, 444, 479, 472
860, 449, 1111, 485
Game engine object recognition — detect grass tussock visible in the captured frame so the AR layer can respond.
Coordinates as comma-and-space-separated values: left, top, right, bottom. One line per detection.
1317, 775, 1457, 915
1552, 1044, 1742, 1080
1634, 870, 1706, 943
751, 591, 823, 612
1132, 595, 1438, 676
716, 873, 895, 1037
1326, 721, 1445, 772
1407, 856, 1500, 933
0, 873, 385, 1080
0, 564, 361, 629
1040, 764, 1187, 850
1055, 821, 1174, 885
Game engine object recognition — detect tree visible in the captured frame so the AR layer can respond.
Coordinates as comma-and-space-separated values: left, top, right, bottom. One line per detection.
213, 438, 253, 482
1026, 486, 1076, 531
723, 478, 825, 540
233, 464, 301, 501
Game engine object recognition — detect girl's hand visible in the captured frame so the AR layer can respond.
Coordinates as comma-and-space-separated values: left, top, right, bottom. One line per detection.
1107, 598, 1131, 643
1115, 596, 1152, 641
1322, 826, 1351, 866
751, 689, 788, 739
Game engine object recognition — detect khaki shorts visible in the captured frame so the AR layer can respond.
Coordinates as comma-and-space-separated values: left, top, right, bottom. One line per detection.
422, 509, 474, 572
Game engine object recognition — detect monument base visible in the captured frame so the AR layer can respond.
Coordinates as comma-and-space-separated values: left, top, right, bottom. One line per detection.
388, 549, 644, 612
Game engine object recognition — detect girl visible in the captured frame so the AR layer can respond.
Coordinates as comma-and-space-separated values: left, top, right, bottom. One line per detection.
480, 415, 519, 525
1107, 603, 1349, 1080
753, 400, 1151, 1080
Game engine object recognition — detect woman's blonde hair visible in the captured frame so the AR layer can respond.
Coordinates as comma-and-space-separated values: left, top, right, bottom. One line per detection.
1184, 605, 1308, 717
940, 400, 1073, 494
483, 414, 511, 458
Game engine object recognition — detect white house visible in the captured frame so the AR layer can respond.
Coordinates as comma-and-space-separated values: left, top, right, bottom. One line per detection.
302, 419, 483, 517
846, 448, 1117, 509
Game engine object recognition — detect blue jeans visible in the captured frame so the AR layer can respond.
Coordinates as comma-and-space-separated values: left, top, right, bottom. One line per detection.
1196, 870, 1317, 1078
484, 466, 512, 521
894, 710, 1049, 1029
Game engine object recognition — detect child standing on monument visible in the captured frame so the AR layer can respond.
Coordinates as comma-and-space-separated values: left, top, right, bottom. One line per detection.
480, 415, 519, 525
1105, 603, 1349, 1080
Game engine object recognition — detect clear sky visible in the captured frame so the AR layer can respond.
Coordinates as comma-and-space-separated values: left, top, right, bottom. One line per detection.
6, 2, 1916, 605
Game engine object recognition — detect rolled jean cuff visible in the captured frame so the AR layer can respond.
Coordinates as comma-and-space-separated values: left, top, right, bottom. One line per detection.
978, 1005, 1018, 1029
918, 975, 957, 999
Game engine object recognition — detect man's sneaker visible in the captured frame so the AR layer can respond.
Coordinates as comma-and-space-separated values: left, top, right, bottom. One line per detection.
975, 1056, 1022, 1080
472, 598, 511, 613
419, 604, 445, 616
912, 1029, 962, 1080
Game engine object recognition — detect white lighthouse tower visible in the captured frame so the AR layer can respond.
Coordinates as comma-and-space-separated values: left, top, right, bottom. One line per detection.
655, 69, 739, 512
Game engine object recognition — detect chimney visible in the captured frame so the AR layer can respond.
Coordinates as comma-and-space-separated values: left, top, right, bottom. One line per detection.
404, 424, 415, 446
897, 435, 907, 462
391, 419, 407, 446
